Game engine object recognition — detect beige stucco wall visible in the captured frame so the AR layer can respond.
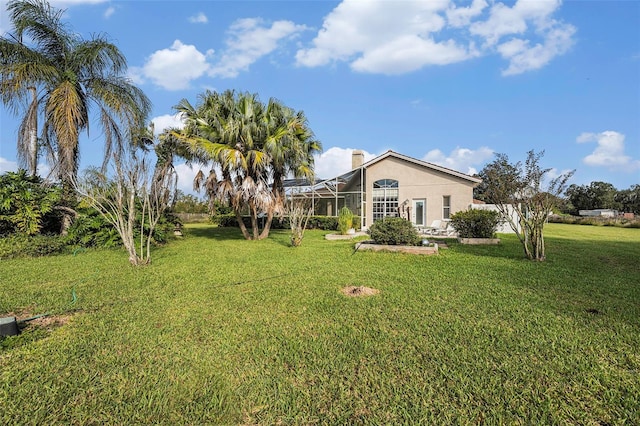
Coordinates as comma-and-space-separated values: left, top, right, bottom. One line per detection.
363, 156, 476, 228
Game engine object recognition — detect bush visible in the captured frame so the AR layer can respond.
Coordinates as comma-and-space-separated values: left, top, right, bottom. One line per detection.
450, 209, 501, 238
368, 217, 420, 246
0, 170, 62, 236
0, 234, 67, 259
547, 214, 640, 228
216, 215, 360, 231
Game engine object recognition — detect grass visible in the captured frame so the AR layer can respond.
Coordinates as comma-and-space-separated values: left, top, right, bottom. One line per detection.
1, 223, 639, 424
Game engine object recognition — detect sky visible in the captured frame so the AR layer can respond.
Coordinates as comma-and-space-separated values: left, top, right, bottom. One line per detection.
1, 0, 639, 196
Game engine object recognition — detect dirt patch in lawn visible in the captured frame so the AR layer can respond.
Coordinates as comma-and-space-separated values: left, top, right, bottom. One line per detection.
341, 286, 380, 297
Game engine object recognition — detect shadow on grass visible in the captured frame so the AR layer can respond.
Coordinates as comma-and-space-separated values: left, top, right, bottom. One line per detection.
184, 225, 247, 241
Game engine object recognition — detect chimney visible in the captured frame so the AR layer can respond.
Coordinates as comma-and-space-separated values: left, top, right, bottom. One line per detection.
352, 150, 364, 169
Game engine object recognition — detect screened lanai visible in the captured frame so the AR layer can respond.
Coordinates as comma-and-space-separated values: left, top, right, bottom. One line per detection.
283, 167, 366, 227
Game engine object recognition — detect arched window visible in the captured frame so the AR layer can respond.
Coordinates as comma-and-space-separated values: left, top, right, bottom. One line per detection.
372, 179, 399, 221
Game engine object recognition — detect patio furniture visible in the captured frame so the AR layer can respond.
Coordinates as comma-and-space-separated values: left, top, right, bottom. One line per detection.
423, 220, 443, 235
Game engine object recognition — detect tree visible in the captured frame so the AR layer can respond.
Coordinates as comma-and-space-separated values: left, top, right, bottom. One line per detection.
566, 181, 621, 214
74, 135, 176, 266
0, 0, 151, 232
616, 184, 640, 215
175, 90, 321, 240
479, 150, 574, 261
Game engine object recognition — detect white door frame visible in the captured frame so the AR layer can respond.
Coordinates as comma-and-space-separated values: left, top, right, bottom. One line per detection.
412, 199, 426, 226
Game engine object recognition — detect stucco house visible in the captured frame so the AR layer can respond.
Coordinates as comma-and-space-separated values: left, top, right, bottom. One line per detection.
287, 150, 482, 230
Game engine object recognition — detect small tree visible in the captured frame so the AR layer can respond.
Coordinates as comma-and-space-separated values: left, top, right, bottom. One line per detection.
75, 142, 176, 265
287, 197, 312, 247
337, 206, 354, 235
479, 150, 574, 261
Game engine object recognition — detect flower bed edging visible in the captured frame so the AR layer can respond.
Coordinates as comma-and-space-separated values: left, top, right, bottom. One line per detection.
356, 242, 438, 255
458, 238, 501, 245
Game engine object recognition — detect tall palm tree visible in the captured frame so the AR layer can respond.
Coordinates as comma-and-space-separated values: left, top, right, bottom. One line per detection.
0, 0, 151, 232
176, 90, 274, 240
176, 90, 322, 241
259, 99, 321, 238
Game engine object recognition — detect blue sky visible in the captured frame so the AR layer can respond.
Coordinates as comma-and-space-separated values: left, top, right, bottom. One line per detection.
1, 0, 639, 195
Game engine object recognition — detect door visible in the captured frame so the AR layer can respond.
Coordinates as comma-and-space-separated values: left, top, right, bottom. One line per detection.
412, 199, 426, 226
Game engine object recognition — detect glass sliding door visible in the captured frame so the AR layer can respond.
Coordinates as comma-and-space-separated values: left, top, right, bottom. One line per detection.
412, 199, 425, 226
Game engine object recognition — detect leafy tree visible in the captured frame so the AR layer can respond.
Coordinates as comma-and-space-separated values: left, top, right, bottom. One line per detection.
0, 0, 151, 232
175, 90, 321, 240
172, 190, 209, 213
0, 169, 60, 235
566, 181, 621, 214
615, 184, 640, 215
479, 150, 574, 261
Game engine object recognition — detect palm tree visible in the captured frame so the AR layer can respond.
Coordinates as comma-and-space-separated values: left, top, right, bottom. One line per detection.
259, 99, 321, 238
0, 0, 151, 232
175, 90, 321, 240
176, 90, 274, 240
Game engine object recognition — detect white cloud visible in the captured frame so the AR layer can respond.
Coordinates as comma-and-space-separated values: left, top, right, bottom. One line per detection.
351, 36, 476, 75
151, 113, 185, 134
296, 0, 575, 76
296, 0, 453, 70
498, 22, 575, 76
189, 12, 208, 24
130, 40, 213, 90
174, 163, 202, 195
0, 157, 18, 173
0, 157, 51, 177
210, 18, 307, 78
104, 6, 115, 19
447, 0, 488, 28
313, 147, 377, 179
577, 131, 640, 171
422, 146, 494, 175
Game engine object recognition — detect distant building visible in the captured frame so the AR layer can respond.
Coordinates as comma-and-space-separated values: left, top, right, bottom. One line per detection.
579, 209, 618, 218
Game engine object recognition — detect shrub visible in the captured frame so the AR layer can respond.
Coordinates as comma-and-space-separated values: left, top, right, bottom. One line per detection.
368, 217, 420, 246
0, 170, 62, 236
337, 207, 354, 235
0, 234, 67, 259
216, 215, 360, 232
450, 209, 501, 238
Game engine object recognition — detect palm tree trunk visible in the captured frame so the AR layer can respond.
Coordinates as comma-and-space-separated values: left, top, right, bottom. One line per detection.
28, 87, 38, 177
234, 209, 252, 240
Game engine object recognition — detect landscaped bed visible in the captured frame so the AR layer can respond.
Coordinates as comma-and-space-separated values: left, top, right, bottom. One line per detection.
1, 223, 638, 424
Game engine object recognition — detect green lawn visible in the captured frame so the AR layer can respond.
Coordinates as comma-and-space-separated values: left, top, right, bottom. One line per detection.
1, 223, 639, 424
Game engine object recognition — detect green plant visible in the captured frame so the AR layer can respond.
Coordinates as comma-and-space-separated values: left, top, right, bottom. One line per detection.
0, 234, 67, 258
450, 209, 501, 238
368, 217, 420, 245
0, 170, 61, 236
337, 206, 354, 235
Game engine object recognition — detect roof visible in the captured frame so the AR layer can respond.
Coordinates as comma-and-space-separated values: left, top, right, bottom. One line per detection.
361, 150, 482, 184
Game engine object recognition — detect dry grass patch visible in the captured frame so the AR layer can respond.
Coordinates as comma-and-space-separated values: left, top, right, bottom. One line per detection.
341, 286, 380, 297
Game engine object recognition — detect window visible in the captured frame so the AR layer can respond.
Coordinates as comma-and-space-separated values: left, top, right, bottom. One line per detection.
443, 196, 451, 219
372, 179, 399, 221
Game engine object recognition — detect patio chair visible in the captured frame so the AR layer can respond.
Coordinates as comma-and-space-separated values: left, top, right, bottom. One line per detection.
436, 222, 457, 237
423, 220, 443, 235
